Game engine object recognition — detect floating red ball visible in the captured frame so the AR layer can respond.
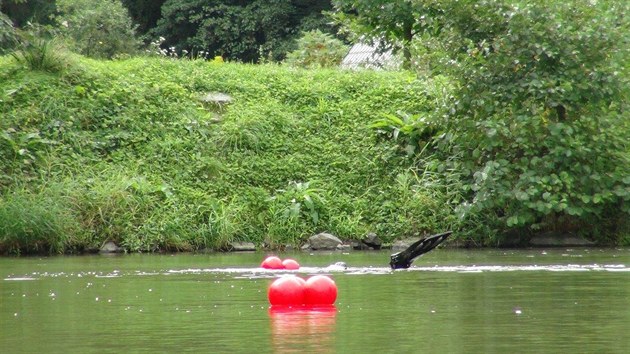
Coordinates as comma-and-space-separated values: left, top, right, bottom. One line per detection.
268, 276, 306, 306
304, 275, 337, 305
261, 256, 284, 269
282, 259, 300, 270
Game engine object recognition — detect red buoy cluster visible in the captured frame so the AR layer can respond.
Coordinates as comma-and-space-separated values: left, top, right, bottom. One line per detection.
261, 256, 300, 270
268, 275, 337, 307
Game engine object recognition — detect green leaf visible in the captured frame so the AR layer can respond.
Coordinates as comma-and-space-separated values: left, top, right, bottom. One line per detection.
506, 215, 519, 226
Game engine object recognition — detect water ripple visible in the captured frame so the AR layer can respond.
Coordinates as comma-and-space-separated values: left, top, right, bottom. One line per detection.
3, 263, 628, 281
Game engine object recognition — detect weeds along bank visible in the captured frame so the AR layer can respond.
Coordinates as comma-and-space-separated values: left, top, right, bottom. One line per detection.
0, 56, 457, 254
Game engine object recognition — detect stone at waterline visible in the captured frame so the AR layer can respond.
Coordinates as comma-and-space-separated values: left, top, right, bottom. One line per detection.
307, 233, 343, 250
352, 240, 371, 250
362, 232, 382, 250
227, 242, 256, 252
336, 244, 351, 251
99, 240, 122, 254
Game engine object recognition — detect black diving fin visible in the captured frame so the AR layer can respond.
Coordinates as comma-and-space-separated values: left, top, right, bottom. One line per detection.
389, 231, 452, 269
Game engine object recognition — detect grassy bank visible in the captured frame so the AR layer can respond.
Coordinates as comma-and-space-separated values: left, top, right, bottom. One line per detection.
1, 55, 462, 254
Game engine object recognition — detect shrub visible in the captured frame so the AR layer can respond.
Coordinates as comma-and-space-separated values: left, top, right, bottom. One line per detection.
10, 37, 74, 72
9, 21, 75, 73
55, 0, 140, 59
433, 0, 630, 242
0, 11, 19, 54
284, 30, 349, 68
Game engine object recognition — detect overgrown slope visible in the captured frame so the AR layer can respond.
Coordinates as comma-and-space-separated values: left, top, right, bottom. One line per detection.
0, 56, 457, 254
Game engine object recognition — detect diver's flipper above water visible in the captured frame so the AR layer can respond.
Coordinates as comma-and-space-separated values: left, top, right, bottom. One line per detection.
389, 231, 452, 269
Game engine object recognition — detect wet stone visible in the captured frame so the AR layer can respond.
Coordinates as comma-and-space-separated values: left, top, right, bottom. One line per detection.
99, 241, 123, 254
227, 242, 256, 252
307, 233, 343, 250
361, 232, 382, 249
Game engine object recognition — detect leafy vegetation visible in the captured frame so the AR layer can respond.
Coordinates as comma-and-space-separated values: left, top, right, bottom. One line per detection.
331, 0, 426, 68
440, 0, 629, 244
0, 56, 459, 254
2, 0, 337, 62
0, 0, 56, 27
1, 0, 628, 254
284, 30, 348, 68
151, 0, 335, 62
0, 11, 19, 54
54, 0, 140, 59
121, 0, 167, 35
0, 186, 81, 255
352, 0, 630, 244
10, 36, 76, 72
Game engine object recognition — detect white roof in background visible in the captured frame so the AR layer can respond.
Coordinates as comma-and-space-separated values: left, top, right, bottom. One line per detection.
341, 41, 401, 70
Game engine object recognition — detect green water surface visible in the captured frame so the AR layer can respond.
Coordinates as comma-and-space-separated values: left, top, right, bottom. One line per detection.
1, 248, 629, 353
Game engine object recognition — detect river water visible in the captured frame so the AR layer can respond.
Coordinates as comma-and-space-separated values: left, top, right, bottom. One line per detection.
1, 248, 629, 353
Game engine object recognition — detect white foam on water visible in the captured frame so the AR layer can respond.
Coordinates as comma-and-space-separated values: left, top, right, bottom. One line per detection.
4, 263, 629, 280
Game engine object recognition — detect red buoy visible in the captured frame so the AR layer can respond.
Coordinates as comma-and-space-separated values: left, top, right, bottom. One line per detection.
268, 276, 306, 306
261, 256, 284, 269
304, 275, 337, 305
281, 259, 300, 270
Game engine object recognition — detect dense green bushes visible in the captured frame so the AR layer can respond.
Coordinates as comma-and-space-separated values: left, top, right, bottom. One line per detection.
0, 11, 19, 54
55, 0, 140, 59
284, 30, 348, 68
152, 0, 335, 62
0, 56, 459, 254
367, 0, 629, 244
331, 0, 629, 244
442, 0, 629, 243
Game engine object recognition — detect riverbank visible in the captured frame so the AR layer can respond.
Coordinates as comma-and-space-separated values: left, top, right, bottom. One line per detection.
1, 56, 463, 255
1, 54, 628, 256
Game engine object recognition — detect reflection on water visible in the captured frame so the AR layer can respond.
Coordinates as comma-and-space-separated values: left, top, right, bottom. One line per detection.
269, 306, 337, 353
1, 248, 629, 353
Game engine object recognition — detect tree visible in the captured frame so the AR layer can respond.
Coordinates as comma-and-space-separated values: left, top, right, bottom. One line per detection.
151, 0, 334, 62
436, 0, 629, 242
0, 0, 57, 27
55, 0, 140, 59
284, 29, 348, 68
358, 0, 629, 242
121, 0, 167, 36
331, 0, 443, 69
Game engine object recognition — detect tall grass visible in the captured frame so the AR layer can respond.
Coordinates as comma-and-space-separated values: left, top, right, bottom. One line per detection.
0, 187, 80, 255
11, 37, 74, 73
